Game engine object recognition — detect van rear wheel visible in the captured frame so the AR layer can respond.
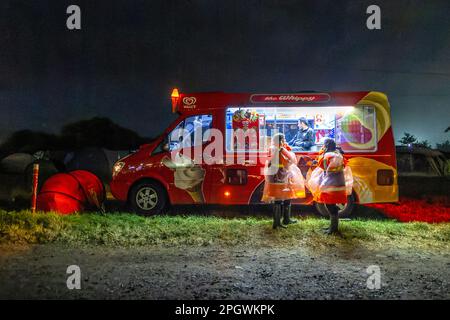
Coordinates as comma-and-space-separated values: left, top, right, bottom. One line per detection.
315, 194, 356, 218
129, 181, 167, 215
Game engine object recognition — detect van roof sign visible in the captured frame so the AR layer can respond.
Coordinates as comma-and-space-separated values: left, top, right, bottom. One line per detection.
171, 91, 372, 113
250, 93, 330, 104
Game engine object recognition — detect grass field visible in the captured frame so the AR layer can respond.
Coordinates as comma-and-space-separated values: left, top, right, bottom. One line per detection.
1, 209, 449, 250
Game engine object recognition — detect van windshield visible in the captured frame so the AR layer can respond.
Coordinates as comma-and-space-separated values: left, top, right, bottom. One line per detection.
225, 106, 376, 153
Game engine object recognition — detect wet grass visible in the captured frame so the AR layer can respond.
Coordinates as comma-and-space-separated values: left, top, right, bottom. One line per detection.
1, 209, 450, 250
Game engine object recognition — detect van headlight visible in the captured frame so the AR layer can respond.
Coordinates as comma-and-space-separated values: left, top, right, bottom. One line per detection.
112, 161, 125, 178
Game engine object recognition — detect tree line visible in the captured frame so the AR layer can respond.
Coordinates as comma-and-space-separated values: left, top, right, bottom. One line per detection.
398, 128, 450, 152
0, 117, 152, 159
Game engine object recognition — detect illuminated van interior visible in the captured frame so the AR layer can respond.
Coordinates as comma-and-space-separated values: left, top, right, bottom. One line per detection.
226, 106, 377, 153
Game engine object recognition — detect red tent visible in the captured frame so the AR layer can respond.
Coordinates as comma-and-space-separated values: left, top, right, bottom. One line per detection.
37, 170, 105, 215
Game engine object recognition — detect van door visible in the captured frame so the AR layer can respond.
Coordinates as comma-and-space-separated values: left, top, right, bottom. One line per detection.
162, 114, 213, 204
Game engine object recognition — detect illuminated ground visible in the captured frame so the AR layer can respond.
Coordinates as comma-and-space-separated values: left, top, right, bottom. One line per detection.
0, 190, 449, 299
0, 243, 449, 299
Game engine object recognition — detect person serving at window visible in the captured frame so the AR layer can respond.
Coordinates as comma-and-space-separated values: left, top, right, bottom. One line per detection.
288, 117, 315, 150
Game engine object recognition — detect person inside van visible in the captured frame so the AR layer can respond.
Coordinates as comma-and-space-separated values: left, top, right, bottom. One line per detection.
284, 123, 297, 143
288, 117, 315, 151
262, 133, 306, 229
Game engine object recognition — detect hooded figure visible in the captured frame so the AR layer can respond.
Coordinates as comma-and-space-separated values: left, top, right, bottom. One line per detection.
262, 133, 305, 229
313, 138, 348, 235
317, 139, 347, 204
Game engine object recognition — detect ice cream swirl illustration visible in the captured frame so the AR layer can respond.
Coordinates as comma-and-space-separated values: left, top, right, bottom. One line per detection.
162, 154, 205, 203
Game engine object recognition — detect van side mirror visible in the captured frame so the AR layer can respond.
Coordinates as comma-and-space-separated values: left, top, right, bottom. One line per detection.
162, 143, 170, 152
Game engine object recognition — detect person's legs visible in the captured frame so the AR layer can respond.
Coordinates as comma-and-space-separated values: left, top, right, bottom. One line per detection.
273, 201, 286, 229
282, 199, 297, 225
324, 204, 339, 235
273, 201, 280, 229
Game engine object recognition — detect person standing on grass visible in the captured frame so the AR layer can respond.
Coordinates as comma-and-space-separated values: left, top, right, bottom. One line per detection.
262, 133, 305, 229
315, 138, 348, 235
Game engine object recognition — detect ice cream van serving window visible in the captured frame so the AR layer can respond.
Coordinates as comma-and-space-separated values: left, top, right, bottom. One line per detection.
225, 106, 377, 153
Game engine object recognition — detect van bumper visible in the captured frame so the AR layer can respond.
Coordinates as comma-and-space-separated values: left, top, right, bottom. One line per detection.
109, 179, 131, 202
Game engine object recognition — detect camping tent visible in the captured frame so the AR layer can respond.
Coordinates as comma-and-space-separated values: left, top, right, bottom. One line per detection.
0, 154, 58, 204
64, 147, 129, 183
0, 153, 34, 174
37, 170, 105, 214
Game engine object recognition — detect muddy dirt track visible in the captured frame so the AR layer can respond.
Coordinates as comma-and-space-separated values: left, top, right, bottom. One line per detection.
0, 243, 449, 299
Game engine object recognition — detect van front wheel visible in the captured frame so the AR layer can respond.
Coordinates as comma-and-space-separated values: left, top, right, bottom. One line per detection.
129, 181, 168, 215
315, 194, 356, 218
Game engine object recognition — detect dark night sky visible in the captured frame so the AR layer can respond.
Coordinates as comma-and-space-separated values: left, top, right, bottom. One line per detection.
0, 0, 449, 145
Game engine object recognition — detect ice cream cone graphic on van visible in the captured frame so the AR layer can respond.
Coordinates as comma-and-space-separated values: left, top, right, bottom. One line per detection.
185, 184, 204, 203
162, 154, 205, 203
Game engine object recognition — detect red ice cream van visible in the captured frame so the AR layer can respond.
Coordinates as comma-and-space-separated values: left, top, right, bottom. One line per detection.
110, 89, 398, 216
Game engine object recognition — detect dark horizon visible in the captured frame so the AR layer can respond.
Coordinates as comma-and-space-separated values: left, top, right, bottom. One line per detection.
1, 0, 449, 145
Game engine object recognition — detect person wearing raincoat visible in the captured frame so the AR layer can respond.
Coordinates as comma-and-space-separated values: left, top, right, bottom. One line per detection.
307, 138, 351, 235
262, 133, 306, 229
